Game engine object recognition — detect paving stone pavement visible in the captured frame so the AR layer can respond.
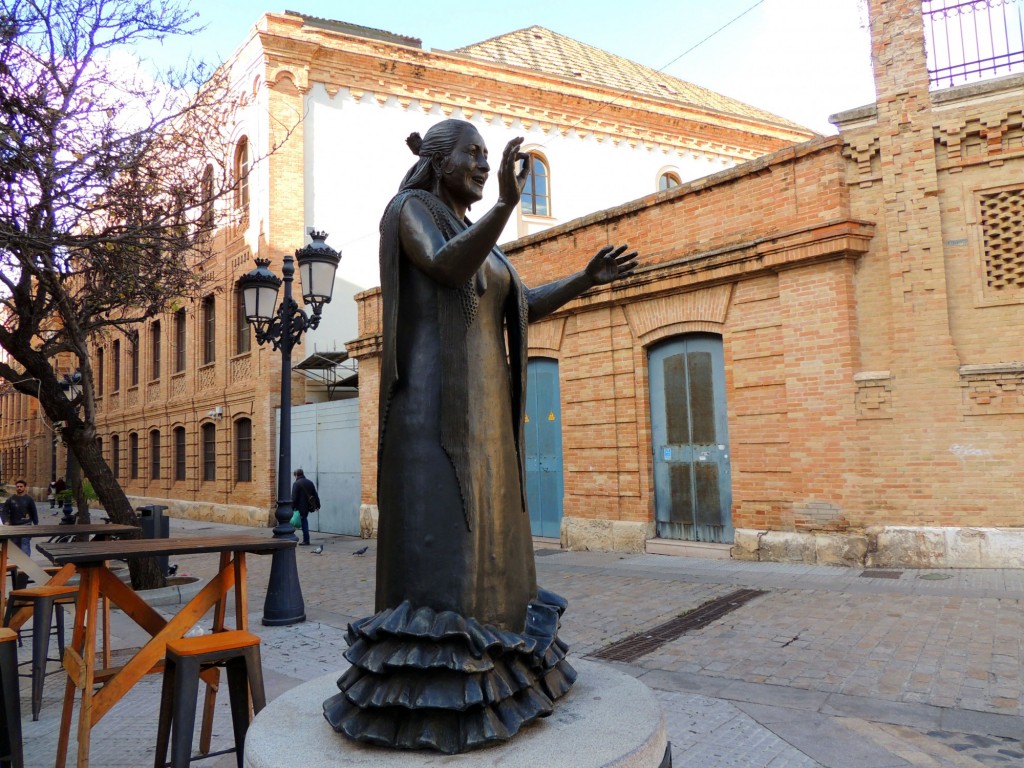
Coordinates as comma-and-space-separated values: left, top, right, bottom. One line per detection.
17, 517, 1024, 767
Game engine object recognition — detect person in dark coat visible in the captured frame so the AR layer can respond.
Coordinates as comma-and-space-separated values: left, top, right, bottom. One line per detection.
2, 479, 39, 555
290, 468, 320, 546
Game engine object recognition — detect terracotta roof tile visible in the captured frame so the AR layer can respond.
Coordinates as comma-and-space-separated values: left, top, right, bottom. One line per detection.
450, 25, 809, 131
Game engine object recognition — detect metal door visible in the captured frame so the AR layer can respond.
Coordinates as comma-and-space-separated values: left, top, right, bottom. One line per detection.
281, 399, 361, 536
649, 334, 733, 542
525, 358, 564, 538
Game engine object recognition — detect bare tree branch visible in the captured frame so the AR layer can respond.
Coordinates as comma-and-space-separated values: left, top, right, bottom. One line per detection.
0, 0, 265, 589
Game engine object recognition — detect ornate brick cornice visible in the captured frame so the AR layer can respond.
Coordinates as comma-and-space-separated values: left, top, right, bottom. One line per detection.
934, 108, 1024, 171
253, 15, 813, 165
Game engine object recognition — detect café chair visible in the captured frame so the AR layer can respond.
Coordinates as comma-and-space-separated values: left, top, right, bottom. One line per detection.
155, 630, 267, 768
3, 584, 77, 720
3, 565, 24, 592
0, 628, 23, 768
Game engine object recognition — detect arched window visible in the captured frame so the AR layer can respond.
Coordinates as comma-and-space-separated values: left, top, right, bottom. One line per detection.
112, 339, 120, 392
128, 330, 139, 387
111, 434, 120, 480
234, 418, 252, 482
96, 347, 104, 397
150, 320, 161, 380
173, 426, 186, 481
150, 429, 161, 480
202, 422, 217, 481
202, 295, 216, 365
235, 288, 251, 355
522, 153, 550, 216
234, 137, 249, 210
129, 432, 139, 479
658, 171, 681, 192
174, 308, 186, 373
199, 164, 214, 230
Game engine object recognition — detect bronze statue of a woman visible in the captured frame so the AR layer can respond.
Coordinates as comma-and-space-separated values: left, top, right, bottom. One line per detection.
323, 119, 638, 753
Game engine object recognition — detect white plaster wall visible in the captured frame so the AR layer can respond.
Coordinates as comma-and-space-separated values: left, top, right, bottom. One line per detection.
302, 86, 739, 351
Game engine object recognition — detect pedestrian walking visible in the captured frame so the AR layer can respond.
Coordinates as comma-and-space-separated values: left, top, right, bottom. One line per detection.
291, 468, 320, 546
1, 479, 39, 555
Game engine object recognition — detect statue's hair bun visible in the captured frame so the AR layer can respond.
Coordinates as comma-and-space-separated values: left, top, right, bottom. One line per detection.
406, 132, 423, 156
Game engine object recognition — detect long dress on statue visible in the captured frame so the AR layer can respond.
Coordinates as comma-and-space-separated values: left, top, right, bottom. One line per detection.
322, 189, 577, 753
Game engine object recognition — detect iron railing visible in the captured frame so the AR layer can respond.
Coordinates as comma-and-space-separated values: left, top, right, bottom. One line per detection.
923, 0, 1024, 87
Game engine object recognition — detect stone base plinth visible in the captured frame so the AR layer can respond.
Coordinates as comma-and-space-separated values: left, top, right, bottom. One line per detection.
733, 525, 1024, 568
244, 659, 668, 767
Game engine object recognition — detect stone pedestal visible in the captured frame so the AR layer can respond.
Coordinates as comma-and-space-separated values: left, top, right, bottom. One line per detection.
244, 659, 668, 767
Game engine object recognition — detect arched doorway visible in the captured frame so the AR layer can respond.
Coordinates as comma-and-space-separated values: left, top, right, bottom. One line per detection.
648, 334, 733, 543
525, 358, 563, 538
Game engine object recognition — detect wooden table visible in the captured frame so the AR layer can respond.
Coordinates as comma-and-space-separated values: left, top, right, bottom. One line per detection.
0, 524, 139, 623
37, 535, 294, 768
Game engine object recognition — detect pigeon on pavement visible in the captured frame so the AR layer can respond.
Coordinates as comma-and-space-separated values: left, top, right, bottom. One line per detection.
310, 544, 324, 554
352, 546, 368, 556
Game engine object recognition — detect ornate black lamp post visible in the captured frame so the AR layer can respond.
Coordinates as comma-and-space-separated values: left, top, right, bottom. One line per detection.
58, 371, 83, 524
236, 232, 341, 626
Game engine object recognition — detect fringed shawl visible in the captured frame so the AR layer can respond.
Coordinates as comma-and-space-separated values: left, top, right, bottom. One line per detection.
377, 189, 529, 532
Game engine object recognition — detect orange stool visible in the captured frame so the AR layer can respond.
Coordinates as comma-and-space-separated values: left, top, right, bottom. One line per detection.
155, 630, 267, 768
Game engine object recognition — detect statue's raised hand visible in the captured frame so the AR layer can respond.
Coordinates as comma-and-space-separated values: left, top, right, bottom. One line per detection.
586, 244, 639, 285
498, 137, 530, 207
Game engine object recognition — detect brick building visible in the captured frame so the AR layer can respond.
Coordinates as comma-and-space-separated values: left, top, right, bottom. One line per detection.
351, 0, 1024, 566
0, 12, 810, 529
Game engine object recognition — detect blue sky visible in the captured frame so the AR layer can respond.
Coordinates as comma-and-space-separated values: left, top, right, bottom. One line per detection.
140, 0, 876, 134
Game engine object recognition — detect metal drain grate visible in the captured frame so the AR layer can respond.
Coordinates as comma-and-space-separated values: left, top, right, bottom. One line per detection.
588, 588, 767, 663
860, 570, 903, 579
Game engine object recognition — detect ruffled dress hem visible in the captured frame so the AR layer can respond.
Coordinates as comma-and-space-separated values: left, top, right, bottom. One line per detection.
323, 589, 577, 754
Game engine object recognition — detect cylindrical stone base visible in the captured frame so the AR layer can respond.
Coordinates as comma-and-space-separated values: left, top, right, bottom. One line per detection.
244, 659, 668, 767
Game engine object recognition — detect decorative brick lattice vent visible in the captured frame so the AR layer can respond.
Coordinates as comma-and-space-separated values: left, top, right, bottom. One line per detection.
981, 187, 1024, 291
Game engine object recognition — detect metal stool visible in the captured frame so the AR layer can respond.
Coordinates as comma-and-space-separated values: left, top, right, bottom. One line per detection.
155, 630, 266, 768
0, 628, 23, 768
3, 585, 77, 721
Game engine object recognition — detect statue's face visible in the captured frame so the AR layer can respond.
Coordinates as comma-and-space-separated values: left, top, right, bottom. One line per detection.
439, 126, 490, 208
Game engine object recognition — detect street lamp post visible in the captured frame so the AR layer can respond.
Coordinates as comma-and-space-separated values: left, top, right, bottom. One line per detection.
59, 371, 83, 524
236, 231, 341, 626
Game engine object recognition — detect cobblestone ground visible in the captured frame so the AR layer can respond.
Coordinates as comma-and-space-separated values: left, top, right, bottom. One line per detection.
17, 519, 1024, 767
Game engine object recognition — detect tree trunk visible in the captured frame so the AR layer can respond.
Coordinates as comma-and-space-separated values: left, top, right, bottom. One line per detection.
69, 430, 165, 590
0, 344, 165, 590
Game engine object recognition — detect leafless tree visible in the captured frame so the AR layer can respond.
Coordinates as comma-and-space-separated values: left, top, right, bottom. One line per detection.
0, 0, 257, 588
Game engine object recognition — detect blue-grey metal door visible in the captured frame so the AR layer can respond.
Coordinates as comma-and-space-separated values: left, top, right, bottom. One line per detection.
649, 334, 733, 542
525, 358, 564, 538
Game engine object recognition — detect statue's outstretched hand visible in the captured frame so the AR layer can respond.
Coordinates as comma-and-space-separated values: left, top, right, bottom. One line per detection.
498, 137, 530, 207
586, 244, 639, 285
